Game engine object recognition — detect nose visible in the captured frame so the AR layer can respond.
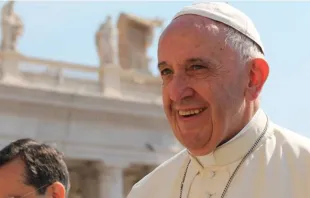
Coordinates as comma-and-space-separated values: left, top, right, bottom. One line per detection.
167, 75, 194, 102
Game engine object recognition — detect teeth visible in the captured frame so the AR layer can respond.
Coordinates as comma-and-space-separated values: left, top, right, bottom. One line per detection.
178, 108, 205, 116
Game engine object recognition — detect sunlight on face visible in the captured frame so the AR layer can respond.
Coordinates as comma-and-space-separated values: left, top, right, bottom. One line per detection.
158, 15, 247, 156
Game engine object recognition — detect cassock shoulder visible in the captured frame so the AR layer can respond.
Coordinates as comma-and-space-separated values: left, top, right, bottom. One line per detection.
127, 149, 188, 198
272, 123, 310, 156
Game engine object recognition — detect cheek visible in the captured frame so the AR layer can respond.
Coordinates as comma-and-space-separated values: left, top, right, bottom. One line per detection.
194, 79, 232, 109
162, 87, 171, 113
192, 79, 215, 103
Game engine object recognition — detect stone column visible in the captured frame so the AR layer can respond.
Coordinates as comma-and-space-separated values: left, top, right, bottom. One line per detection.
97, 164, 125, 198
83, 176, 97, 198
79, 163, 98, 198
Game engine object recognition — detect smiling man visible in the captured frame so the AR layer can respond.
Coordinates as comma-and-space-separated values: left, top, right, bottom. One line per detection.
0, 138, 70, 198
127, 2, 310, 198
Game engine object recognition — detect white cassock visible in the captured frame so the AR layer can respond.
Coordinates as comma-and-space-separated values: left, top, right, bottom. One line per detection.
127, 109, 310, 198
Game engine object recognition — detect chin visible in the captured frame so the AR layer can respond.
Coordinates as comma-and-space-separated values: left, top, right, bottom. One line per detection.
180, 133, 219, 156
179, 136, 209, 151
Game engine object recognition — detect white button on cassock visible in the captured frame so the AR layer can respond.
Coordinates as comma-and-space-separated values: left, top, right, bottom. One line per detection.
208, 170, 216, 178
206, 192, 217, 198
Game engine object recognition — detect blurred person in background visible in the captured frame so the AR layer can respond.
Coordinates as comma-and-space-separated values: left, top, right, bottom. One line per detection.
127, 2, 310, 198
0, 138, 70, 198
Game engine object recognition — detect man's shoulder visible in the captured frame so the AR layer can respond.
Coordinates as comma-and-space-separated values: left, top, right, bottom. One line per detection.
127, 149, 188, 198
272, 122, 310, 154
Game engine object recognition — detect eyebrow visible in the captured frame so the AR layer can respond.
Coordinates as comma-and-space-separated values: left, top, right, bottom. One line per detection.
185, 58, 206, 65
157, 61, 167, 70
158, 57, 219, 70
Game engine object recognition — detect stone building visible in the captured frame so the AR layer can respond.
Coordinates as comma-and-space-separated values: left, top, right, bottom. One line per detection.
0, 1, 181, 198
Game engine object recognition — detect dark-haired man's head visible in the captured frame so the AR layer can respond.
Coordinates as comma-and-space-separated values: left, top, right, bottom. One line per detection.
0, 138, 70, 198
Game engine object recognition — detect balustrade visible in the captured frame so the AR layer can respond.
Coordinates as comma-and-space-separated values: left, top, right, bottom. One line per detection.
0, 51, 162, 104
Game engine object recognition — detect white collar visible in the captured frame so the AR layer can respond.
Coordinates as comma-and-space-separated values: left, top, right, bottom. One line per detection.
221, 108, 263, 146
188, 108, 272, 170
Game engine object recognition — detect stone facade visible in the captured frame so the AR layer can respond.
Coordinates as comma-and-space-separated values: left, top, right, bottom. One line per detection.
0, 2, 180, 198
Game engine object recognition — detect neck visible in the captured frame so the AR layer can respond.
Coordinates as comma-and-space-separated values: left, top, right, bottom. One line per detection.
219, 101, 259, 146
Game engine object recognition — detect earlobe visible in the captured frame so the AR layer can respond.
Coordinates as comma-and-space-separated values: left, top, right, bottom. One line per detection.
246, 58, 269, 100
46, 182, 66, 198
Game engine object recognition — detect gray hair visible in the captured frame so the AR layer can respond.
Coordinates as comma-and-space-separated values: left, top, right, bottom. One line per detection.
223, 26, 264, 64
167, 17, 264, 65
193, 19, 264, 64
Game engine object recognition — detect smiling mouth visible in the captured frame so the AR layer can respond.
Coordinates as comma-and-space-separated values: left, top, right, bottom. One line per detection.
178, 108, 207, 118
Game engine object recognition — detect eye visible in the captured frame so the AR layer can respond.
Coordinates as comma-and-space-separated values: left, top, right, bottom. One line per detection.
160, 68, 173, 76
190, 65, 205, 70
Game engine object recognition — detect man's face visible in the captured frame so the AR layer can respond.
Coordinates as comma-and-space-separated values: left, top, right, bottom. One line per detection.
0, 158, 47, 198
158, 15, 249, 156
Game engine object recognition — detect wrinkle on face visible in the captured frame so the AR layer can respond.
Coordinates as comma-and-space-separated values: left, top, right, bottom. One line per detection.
158, 15, 248, 155
161, 15, 239, 67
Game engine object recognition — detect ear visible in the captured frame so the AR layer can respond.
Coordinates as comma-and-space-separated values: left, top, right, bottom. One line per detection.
45, 182, 66, 198
245, 58, 269, 100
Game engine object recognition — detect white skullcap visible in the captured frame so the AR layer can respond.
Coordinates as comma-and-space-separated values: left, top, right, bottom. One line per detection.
173, 2, 264, 54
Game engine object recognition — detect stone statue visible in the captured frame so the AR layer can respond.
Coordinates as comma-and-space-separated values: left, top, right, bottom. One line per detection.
145, 18, 163, 48
1, 0, 24, 51
95, 16, 115, 65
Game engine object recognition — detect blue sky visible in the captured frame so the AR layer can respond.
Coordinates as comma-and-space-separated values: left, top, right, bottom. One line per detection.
1, 1, 309, 137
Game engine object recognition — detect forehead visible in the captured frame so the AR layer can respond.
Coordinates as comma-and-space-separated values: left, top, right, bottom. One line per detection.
158, 15, 237, 66
0, 159, 34, 197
